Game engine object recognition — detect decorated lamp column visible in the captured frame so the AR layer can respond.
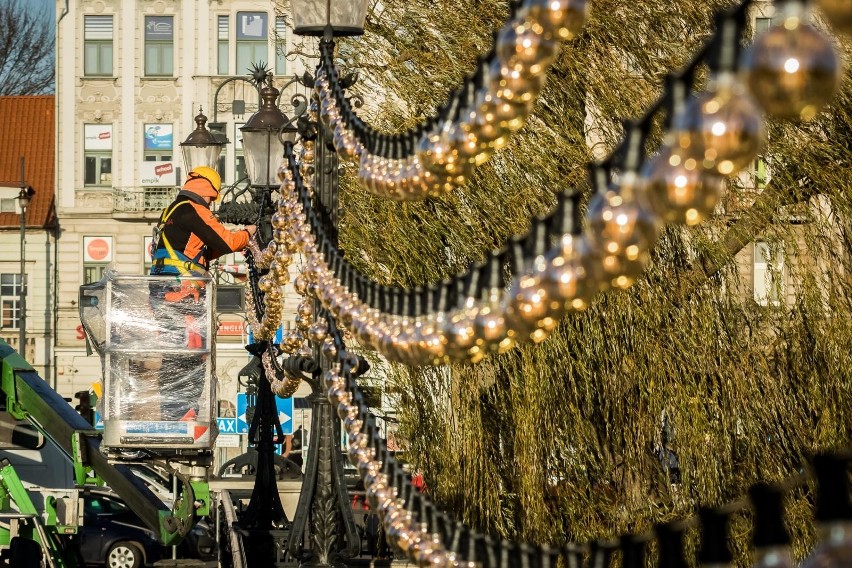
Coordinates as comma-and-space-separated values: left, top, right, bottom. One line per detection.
284, 2, 369, 566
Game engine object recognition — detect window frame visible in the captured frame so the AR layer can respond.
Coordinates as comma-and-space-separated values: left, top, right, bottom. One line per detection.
83, 263, 108, 285
0, 274, 23, 330
753, 241, 784, 307
754, 16, 772, 37
144, 15, 175, 77
84, 153, 113, 187
235, 11, 269, 75
84, 15, 114, 77
275, 16, 287, 75
217, 15, 230, 75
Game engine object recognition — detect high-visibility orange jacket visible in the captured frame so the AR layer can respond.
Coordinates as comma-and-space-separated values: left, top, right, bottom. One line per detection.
151, 180, 250, 276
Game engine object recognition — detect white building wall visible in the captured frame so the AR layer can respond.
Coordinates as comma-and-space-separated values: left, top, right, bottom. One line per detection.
54, 0, 311, 414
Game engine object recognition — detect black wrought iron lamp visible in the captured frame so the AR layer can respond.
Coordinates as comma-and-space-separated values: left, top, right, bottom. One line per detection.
290, 0, 369, 37
240, 74, 297, 190
180, 107, 227, 172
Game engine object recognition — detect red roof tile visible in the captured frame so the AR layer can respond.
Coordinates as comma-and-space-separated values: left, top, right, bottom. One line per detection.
0, 96, 55, 229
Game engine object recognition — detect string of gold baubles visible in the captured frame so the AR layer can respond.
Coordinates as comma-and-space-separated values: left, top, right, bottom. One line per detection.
323, 322, 852, 568
314, 0, 590, 200
263, 1, 842, 366
313, 0, 846, 202
234, 2, 851, 565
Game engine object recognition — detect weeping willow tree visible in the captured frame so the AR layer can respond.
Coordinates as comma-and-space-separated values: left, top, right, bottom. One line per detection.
282, 0, 852, 561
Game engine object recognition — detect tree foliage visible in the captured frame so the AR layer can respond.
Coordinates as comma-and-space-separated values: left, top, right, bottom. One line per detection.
0, 0, 54, 96
288, 0, 851, 562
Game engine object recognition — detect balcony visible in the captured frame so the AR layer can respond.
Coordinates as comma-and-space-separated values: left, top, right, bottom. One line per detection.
112, 187, 178, 220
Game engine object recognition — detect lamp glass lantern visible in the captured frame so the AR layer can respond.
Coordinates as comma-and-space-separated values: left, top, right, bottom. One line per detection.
181, 108, 226, 172
291, 0, 369, 36
240, 80, 296, 188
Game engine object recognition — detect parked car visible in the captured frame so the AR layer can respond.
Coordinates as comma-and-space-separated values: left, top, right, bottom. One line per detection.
73, 488, 216, 567
77, 489, 166, 567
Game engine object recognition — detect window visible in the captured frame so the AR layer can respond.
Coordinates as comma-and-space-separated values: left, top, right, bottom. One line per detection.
144, 16, 174, 76
84, 155, 112, 186
218, 16, 229, 75
755, 157, 768, 190
275, 17, 287, 75
84, 124, 113, 187
0, 274, 23, 329
236, 12, 268, 74
234, 123, 246, 184
84, 264, 107, 285
84, 15, 113, 76
754, 241, 784, 307
0, 199, 15, 213
754, 17, 772, 37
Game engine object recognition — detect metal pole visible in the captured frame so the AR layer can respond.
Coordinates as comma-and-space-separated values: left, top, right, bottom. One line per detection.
19, 157, 26, 357
286, 77, 359, 567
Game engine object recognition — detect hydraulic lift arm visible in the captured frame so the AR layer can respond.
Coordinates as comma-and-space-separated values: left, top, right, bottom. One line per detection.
0, 339, 193, 545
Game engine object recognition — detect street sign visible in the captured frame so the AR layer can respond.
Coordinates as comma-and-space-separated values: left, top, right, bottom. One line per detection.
236, 393, 293, 435
216, 434, 241, 448
216, 417, 238, 434
94, 411, 104, 431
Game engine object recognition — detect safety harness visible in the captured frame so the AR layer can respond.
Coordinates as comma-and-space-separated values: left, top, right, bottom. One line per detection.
151, 200, 208, 276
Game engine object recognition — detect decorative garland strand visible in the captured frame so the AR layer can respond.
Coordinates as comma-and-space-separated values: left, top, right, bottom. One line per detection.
315, 0, 590, 199
319, 302, 852, 568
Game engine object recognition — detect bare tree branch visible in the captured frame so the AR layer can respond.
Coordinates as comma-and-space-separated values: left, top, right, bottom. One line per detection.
0, 0, 54, 95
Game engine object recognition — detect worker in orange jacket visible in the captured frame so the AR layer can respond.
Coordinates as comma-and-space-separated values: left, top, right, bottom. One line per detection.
151, 165, 256, 276
148, 166, 256, 421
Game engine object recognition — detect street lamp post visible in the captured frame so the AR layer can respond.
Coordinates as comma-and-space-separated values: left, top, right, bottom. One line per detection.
180, 107, 226, 172
283, 3, 369, 566
202, 68, 302, 565
17, 157, 34, 358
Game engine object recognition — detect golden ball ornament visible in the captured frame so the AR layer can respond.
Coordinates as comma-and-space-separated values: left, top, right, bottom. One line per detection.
584, 181, 659, 262
487, 59, 545, 109
640, 145, 725, 225
671, 73, 765, 175
496, 19, 561, 77
518, 0, 589, 40
442, 305, 480, 361
502, 272, 551, 342
741, 14, 842, 121
540, 236, 604, 312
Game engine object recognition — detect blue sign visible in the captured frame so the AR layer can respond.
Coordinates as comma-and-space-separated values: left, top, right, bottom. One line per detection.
94, 411, 104, 431
237, 393, 293, 435
216, 417, 238, 434
144, 124, 173, 150
248, 323, 286, 347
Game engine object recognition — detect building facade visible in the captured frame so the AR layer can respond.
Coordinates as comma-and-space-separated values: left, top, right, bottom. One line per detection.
54, 0, 313, 435
0, 96, 57, 384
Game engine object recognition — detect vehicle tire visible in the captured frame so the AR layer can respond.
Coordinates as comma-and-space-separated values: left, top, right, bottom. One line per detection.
106, 541, 143, 568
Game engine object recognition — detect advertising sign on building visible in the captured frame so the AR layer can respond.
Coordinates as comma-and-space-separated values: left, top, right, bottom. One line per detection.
144, 124, 173, 150
237, 12, 267, 39
139, 161, 177, 187
217, 320, 246, 337
83, 236, 113, 263
144, 236, 153, 264
145, 16, 174, 40
84, 124, 113, 150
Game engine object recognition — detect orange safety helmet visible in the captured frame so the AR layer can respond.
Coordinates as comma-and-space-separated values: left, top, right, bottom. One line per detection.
184, 166, 222, 202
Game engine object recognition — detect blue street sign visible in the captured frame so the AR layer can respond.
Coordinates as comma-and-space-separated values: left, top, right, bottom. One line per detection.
216, 417, 238, 434
94, 411, 104, 431
247, 323, 286, 347
236, 393, 293, 435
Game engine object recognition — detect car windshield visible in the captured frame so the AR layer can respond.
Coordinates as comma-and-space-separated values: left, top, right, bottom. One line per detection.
86, 495, 129, 515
